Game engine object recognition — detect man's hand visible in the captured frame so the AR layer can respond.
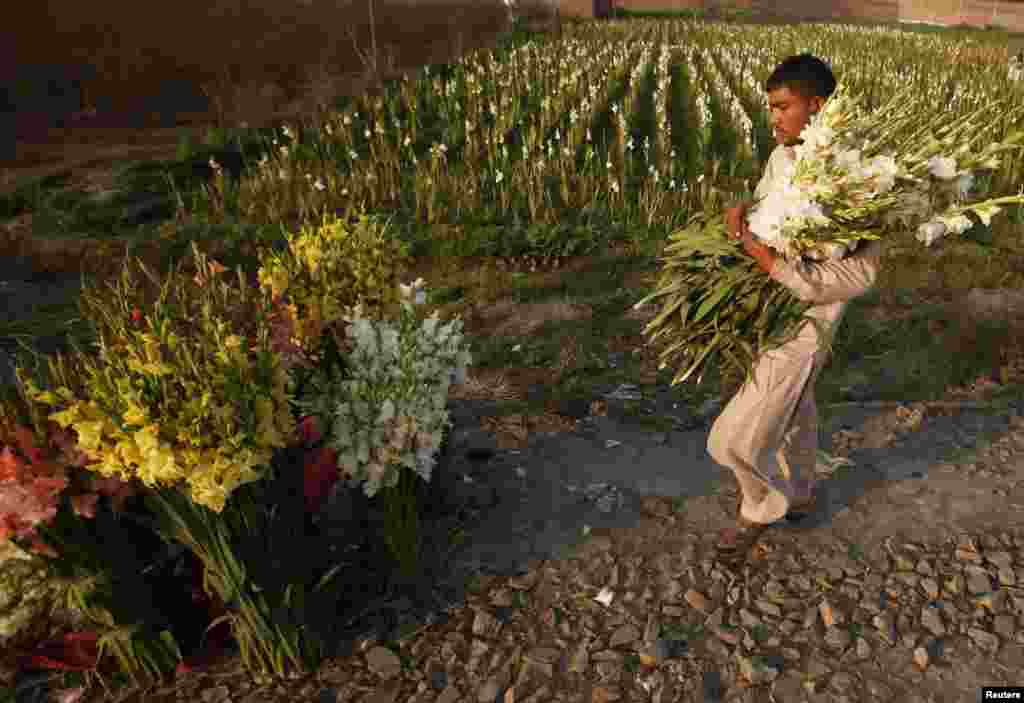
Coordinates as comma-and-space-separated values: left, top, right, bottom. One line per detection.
724, 200, 777, 275
738, 231, 778, 275
725, 201, 752, 242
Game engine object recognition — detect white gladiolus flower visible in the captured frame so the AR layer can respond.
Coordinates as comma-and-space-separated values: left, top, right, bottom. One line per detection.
313, 178, 325, 192
944, 214, 973, 234
927, 155, 958, 180
916, 221, 947, 246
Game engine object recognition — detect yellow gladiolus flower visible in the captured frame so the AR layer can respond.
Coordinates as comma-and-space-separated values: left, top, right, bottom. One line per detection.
122, 405, 148, 427
73, 420, 107, 453
49, 407, 80, 429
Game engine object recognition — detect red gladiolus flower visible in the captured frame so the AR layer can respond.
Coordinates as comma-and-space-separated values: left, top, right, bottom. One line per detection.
18, 631, 101, 672
303, 446, 339, 514
296, 415, 321, 445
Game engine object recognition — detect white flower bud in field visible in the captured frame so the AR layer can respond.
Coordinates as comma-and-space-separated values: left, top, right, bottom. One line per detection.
916, 221, 946, 246
349, 150, 358, 160
927, 155, 957, 180
314, 178, 325, 192
364, 129, 371, 139
495, 170, 504, 184
404, 135, 412, 148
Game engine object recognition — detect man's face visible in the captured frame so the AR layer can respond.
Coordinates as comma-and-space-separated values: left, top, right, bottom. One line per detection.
767, 86, 824, 146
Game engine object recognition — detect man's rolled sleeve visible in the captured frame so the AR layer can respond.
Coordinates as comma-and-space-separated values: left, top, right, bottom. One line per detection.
769, 240, 883, 305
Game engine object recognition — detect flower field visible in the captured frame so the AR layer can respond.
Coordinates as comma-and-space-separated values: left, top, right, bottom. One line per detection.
180, 18, 1023, 261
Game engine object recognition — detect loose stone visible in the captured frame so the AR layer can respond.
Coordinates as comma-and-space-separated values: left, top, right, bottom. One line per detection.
365, 646, 402, 680
968, 627, 1000, 653
609, 624, 641, 649
824, 627, 852, 651
920, 607, 946, 637
965, 567, 993, 595
684, 589, 710, 613
473, 610, 503, 638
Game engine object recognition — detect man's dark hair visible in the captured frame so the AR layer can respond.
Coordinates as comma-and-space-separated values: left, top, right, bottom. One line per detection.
764, 54, 836, 100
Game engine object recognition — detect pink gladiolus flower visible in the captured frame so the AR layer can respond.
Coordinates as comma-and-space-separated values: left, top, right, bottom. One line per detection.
52, 687, 86, 703
27, 537, 58, 558
0, 447, 20, 481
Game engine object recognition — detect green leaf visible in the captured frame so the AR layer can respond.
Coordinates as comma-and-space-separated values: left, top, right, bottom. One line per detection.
693, 283, 734, 323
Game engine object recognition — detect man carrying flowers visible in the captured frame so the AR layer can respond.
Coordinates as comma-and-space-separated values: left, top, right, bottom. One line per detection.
708, 55, 883, 564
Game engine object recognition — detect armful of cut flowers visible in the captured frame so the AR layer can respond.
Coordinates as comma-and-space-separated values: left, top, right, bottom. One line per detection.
637, 82, 1024, 388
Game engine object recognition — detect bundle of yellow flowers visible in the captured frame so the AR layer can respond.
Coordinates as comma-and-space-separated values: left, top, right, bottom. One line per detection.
255, 212, 412, 362
18, 244, 295, 513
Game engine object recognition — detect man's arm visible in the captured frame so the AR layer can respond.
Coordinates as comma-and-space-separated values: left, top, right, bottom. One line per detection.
768, 240, 884, 305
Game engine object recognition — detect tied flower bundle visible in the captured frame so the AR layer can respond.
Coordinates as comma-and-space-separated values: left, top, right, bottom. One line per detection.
295, 278, 472, 498
0, 382, 181, 684
256, 212, 411, 369
638, 83, 1024, 388
20, 244, 295, 514
744, 83, 1024, 259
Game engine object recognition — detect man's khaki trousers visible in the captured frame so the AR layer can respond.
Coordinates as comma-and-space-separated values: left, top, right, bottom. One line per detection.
707, 339, 826, 524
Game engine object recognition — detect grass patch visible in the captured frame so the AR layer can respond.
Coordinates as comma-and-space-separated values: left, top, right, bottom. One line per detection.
817, 285, 1018, 412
